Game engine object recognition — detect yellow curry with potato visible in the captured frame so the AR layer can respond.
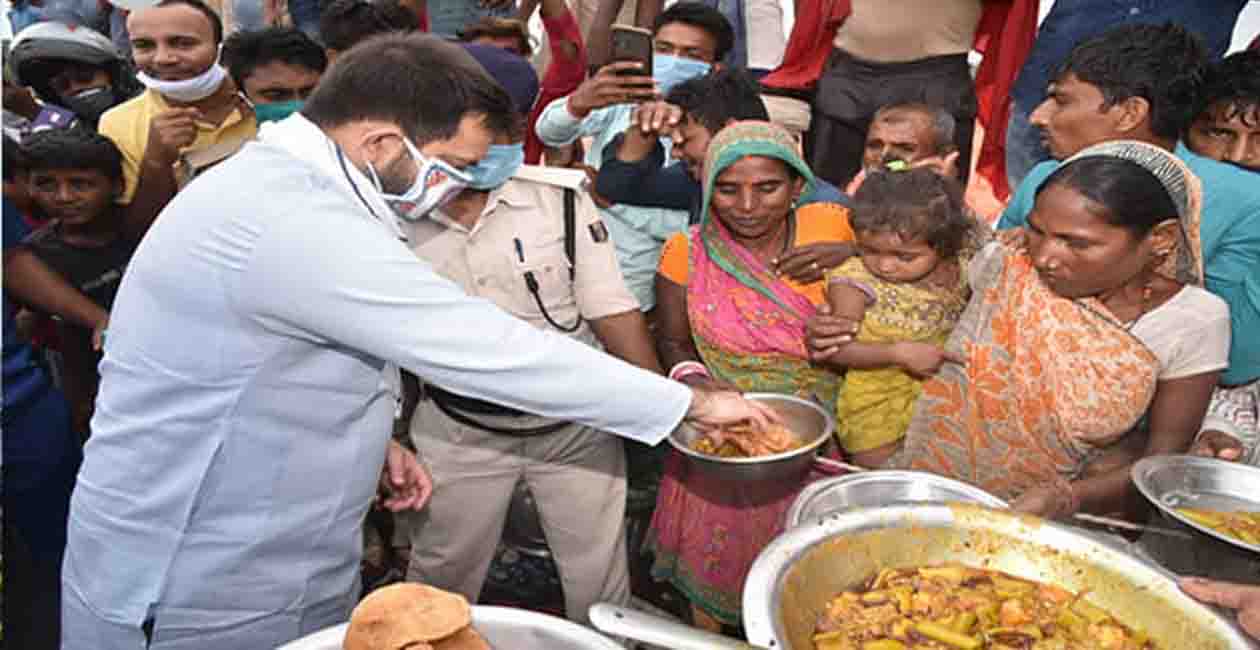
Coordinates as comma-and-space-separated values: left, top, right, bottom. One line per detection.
812, 564, 1153, 650
1175, 508, 1260, 546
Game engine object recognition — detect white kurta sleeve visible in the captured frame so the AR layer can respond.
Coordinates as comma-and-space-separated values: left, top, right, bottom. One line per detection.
235, 192, 691, 445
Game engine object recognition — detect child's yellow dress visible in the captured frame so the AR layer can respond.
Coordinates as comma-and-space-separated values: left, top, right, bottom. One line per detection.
827, 255, 970, 454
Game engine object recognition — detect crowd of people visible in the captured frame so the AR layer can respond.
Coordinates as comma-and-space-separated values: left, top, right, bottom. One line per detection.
2, 0, 1260, 648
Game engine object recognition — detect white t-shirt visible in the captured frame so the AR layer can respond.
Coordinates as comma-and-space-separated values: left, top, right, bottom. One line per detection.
1130, 286, 1231, 381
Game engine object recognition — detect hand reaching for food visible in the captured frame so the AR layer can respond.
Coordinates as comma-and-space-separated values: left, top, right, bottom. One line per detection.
695, 421, 803, 458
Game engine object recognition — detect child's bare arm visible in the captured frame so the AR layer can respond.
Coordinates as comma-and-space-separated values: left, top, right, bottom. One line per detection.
821, 280, 961, 376
817, 281, 901, 370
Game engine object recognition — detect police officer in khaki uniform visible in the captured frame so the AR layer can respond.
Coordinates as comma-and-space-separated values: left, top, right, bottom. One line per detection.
400, 44, 663, 623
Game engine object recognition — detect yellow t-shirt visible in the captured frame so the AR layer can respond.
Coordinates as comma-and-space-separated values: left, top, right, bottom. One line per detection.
99, 89, 258, 203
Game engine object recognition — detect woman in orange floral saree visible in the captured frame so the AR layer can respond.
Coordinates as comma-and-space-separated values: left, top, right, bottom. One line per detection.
887, 141, 1229, 518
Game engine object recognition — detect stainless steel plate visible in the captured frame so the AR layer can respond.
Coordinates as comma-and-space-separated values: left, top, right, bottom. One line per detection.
1133, 454, 1260, 554
278, 605, 624, 650
786, 470, 1008, 527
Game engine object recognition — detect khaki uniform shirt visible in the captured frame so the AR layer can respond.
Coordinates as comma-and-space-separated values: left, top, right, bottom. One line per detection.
405, 165, 640, 346
832, 0, 982, 62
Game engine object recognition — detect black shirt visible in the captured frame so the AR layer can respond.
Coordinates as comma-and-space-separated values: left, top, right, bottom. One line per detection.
23, 221, 136, 313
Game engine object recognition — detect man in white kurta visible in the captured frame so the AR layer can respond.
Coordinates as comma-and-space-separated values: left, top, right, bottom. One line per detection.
60, 34, 766, 650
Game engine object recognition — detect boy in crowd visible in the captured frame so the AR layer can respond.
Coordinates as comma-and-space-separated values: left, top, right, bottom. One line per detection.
19, 129, 137, 435
536, 2, 731, 313
7, 20, 140, 128
1186, 51, 1260, 174
222, 27, 328, 123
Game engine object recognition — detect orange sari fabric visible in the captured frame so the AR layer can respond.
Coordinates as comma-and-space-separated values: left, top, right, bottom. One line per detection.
889, 234, 1160, 501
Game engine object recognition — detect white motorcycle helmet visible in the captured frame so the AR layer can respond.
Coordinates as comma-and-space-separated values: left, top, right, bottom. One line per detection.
9, 21, 139, 122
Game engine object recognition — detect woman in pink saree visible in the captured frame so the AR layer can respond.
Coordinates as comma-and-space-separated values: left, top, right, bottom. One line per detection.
646, 121, 853, 630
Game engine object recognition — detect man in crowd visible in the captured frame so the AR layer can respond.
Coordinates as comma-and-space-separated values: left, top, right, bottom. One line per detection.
997, 24, 1260, 457
844, 102, 961, 195
1004, 0, 1250, 190
100, 0, 257, 231
1187, 50, 1260, 467
7, 20, 140, 128
222, 26, 327, 123
536, 2, 731, 313
1186, 51, 1260, 174
318, 0, 418, 62
596, 68, 847, 214
60, 34, 768, 649
807, 0, 984, 188
403, 43, 659, 624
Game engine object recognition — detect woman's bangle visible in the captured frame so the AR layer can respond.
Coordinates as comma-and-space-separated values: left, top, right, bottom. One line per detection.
669, 360, 710, 382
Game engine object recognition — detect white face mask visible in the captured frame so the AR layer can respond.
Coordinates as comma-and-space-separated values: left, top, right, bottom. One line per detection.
368, 137, 472, 222
136, 63, 228, 103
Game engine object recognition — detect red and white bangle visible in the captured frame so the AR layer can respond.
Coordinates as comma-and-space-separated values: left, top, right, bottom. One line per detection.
669, 360, 711, 382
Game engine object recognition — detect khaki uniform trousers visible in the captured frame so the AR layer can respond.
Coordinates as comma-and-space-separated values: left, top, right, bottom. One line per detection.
406, 399, 630, 623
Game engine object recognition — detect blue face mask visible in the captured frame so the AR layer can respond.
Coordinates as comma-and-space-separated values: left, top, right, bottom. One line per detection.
653, 54, 712, 94
466, 143, 526, 190
253, 99, 303, 124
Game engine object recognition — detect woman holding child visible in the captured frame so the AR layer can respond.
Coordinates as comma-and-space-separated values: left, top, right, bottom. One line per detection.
846, 141, 1230, 517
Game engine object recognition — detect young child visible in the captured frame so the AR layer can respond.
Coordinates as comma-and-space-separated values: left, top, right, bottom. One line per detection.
19, 129, 136, 436
824, 166, 981, 468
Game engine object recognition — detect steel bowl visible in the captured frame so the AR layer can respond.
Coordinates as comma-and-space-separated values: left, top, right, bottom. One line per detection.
743, 503, 1256, 650
667, 393, 833, 482
785, 470, 1008, 528
1133, 454, 1260, 554
1132, 455, 1260, 582
277, 605, 624, 650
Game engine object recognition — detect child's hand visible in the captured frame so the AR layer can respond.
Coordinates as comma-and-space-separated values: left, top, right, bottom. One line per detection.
893, 342, 965, 379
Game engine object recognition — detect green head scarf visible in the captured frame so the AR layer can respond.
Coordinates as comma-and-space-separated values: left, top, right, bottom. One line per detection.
698, 120, 817, 313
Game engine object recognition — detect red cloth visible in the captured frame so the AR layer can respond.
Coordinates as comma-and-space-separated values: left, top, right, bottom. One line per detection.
972, 1, 1039, 201
525, 9, 587, 164
758, 0, 851, 92
761, 0, 1038, 201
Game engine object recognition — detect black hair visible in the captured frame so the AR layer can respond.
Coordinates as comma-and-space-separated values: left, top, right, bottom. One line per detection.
651, 2, 734, 62
1196, 50, 1260, 129
222, 27, 328, 89
302, 33, 516, 145
458, 17, 532, 59
666, 67, 768, 134
319, 0, 419, 52
3, 136, 25, 182
871, 102, 957, 155
1055, 22, 1207, 141
851, 167, 975, 259
1037, 156, 1178, 238
155, 0, 224, 43
19, 128, 125, 184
